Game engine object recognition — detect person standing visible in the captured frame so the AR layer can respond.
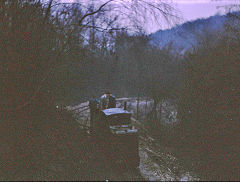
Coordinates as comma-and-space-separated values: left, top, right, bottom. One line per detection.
100, 91, 116, 110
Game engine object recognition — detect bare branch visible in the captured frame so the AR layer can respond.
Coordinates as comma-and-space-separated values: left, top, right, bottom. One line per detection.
43, 0, 54, 23
3, 0, 179, 112
78, 0, 114, 26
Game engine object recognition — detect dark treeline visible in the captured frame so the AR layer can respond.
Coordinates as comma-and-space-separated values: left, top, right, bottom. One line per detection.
75, 32, 180, 103
158, 12, 240, 180
0, 1, 89, 180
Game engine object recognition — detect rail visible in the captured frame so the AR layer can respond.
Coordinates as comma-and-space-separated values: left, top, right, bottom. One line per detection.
76, 120, 90, 130
71, 105, 89, 111
74, 107, 89, 113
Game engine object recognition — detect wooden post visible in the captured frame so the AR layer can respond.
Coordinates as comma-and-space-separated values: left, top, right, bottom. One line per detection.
124, 101, 127, 110
145, 99, 148, 116
137, 95, 139, 120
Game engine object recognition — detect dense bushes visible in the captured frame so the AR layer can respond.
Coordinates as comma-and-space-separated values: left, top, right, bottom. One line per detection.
177, 28, 240, 180
0, 1, 88, 179
145, 14, 240, 181
0, 0, 62, 115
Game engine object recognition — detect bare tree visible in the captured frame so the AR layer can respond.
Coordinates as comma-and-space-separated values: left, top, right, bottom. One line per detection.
2, 0, 179, 112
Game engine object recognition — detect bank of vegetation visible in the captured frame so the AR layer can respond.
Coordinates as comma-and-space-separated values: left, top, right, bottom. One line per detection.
144, 13, 240, 181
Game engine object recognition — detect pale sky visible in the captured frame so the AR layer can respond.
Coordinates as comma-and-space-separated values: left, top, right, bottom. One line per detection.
148, 0, 240, 33
175, 0, 240, 21
58, 0, 240, 33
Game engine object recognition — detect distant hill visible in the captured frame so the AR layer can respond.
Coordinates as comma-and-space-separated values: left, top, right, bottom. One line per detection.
149, 12, 237, 53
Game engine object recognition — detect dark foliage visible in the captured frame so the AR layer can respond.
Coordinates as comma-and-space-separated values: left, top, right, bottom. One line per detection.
177, 22, 240, 180
0, 1, 88, 180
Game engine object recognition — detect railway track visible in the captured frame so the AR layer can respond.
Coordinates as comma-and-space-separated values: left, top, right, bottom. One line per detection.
67, 104, 145, 180
68, 99, 198, 181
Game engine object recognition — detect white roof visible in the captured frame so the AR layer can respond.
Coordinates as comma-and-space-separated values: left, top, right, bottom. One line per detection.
102, 108, 131, 116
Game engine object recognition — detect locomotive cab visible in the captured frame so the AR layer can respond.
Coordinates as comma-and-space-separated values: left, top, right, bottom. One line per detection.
91, 107, 140, 168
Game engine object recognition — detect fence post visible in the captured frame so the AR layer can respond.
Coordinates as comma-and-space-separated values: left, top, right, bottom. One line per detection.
137, 95, 139, 120
145, 98, 148, 116
124, 101, 127, 110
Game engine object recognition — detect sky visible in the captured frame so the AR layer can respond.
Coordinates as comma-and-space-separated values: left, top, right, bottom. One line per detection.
58, 0, 240, 34
147, 0, 240, 33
